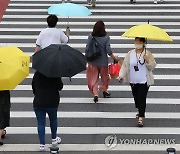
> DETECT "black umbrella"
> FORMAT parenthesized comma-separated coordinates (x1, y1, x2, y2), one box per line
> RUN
(32, 44, 87, 78)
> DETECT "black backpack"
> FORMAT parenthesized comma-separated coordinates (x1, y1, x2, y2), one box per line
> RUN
(85, 37, 102, 62)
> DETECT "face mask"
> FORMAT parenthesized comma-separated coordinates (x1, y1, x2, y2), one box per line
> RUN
(135, 44, 144, 49)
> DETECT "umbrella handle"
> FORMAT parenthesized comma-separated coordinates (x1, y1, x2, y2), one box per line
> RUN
(67, 16, 69, 28)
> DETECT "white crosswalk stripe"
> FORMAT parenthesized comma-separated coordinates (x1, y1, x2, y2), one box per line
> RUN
(0, 144, 179, 152)
(13, 85, 180, 92)
(11, 97, 180, 104)
(1, 0, 180, 153)
(4, 127, 180, 134)
(9, 112, 180, 119)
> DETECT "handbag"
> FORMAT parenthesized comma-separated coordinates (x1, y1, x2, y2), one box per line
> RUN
(109, 60, 121, 79)
(85, 36, 102, 61)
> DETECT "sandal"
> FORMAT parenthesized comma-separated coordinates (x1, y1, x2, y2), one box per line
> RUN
(136, 113, 139, 119)
(138, 118, 144, 127)
(93, 96, 98, 103)
(1, 130, 6, 139)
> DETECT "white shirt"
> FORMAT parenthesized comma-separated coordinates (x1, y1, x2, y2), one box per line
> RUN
(36, 28, 68, 49)
(129, 50, 147, 84)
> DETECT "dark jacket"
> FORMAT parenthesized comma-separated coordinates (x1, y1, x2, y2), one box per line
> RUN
(32, 71, 63, 108)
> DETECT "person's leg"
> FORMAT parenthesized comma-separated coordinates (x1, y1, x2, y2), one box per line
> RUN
(92, 0, 96, 7)
(46, 108, 58, 140)
(0, 129, 4, 145)
(138, 83, 149, 118)
(34, 108, 46, 145)
(0, 129, 6, 139)
(0, 129, 3, 137)
(154, 0, 158, 4)
(99, 66, 110, 96)
(47, 108, 61, 146)
(130, 84, 139, 110)
(86, 64, 99, 96)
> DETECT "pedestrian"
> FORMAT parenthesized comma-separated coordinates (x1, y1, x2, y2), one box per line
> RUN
(119, 37, 157, 127)
(85, 20, 118, 103)
(0, 90, 11, 146)
(32, 71, 64, 151)
(130, 0, 164, 4)
(154, 0, 164, 4)
(35, 15, 70, 52)
(87, 0, 96, 7)
(62, 0, 71, 3)
(130, 0, 136, 4)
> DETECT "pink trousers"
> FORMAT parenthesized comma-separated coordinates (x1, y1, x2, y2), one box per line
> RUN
(86, 64, 110, 96)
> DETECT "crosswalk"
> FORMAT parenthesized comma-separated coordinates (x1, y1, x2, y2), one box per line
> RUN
(0, 0, 180, 153)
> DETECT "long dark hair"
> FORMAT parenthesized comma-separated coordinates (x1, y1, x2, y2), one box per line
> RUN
(92, 20, 107, 37)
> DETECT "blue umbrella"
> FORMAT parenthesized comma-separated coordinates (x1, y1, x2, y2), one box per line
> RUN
(48, 3, 92, 26)
(48, 3, 92, 17)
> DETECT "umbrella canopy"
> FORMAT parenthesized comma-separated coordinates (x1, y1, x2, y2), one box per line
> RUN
(32, 44, 87, 78)
(48, 3, 92, 17)
(0, 46, 30, 90)
(122, 24, 173, 42)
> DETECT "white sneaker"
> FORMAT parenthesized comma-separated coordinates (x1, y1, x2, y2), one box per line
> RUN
(39, 144, 46, 152)
(52, 137, 62, 147)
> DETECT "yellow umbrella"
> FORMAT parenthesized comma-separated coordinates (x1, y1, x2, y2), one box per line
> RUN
(122, 24, 173, 42)
(0, 46, 30, 90)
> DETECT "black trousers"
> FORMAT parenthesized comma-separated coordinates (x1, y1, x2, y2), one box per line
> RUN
(130, 83, 149, 118)
(0, 91, 10, 129)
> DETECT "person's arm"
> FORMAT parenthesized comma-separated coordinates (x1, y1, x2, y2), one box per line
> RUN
(35, 32, 42, 52)
(57, 78, 64, 91)
(119, 52, 130, 80)
(32, 76, 36, 95)
(85, 35, 92, 56)
(110, 54, 118, 61)
(60, 28, 70, 44)
(66, 27, 70, 38)
(119, 60, 126, 80)
(34, 45, 41, 53)
(144, 51, 157, 71)
(106, 36, 118, 61)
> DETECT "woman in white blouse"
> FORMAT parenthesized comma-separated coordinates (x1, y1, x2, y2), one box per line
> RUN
(119, 37, 157, 127)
